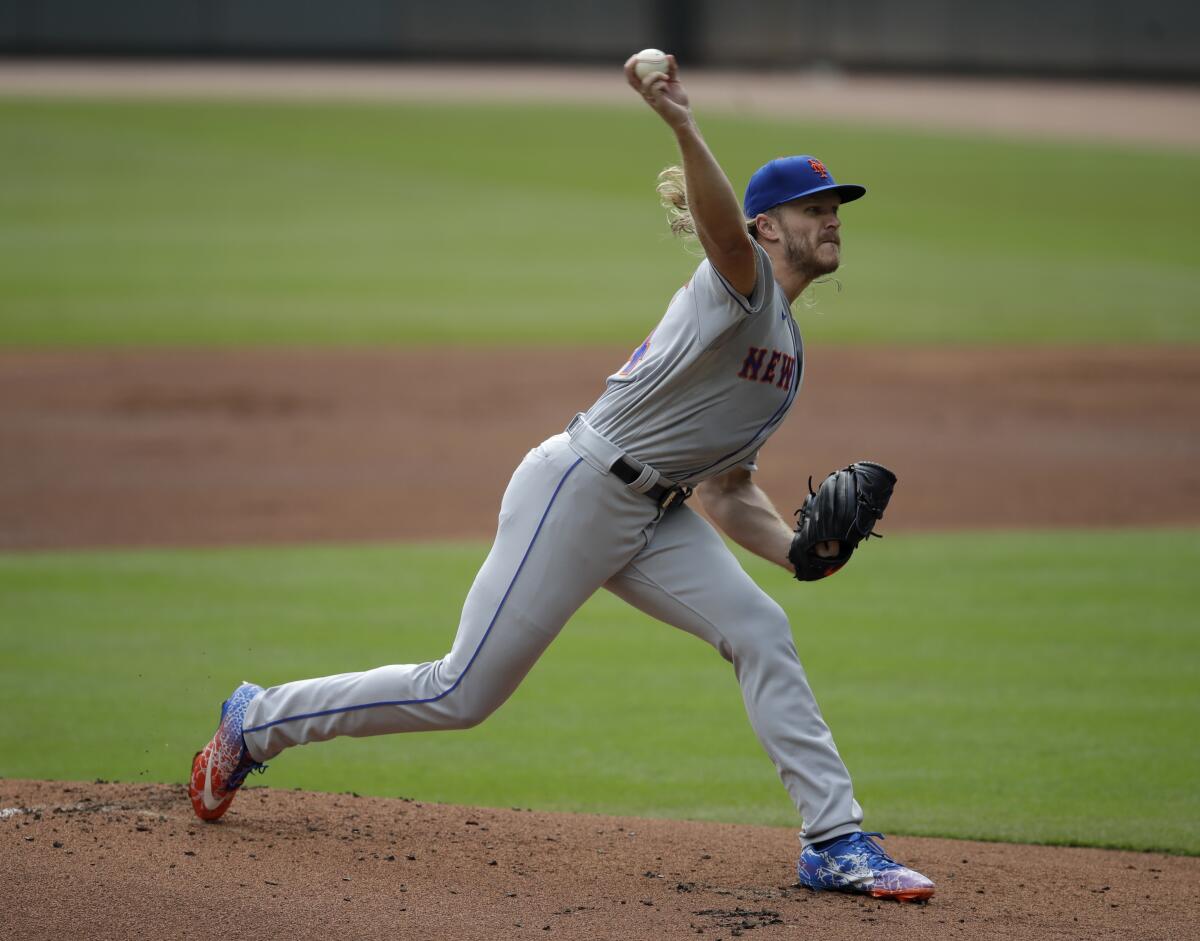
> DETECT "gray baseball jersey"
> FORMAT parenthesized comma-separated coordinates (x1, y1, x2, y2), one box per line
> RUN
(586, 240, 802, 485)
(241, 241, 863, 846)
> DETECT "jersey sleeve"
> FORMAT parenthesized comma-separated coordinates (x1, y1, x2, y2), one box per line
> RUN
(691, 240, 775, 347)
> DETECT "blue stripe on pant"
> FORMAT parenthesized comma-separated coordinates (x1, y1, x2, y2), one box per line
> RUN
(241, 437, 660, 762)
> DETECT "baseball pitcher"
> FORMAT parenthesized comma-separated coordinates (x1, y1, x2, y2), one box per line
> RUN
(188, 54, 934, 903)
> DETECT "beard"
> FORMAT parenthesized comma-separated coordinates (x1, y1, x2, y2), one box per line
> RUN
(783, 229, 841, 279)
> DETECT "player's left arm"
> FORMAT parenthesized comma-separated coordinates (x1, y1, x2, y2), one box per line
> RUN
(699, 468, 839, 575)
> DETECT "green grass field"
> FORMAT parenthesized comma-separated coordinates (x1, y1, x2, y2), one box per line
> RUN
(2, 97, 1198, 347)
(2, 95, 1197, 858)
(3, 532, 1197, 854)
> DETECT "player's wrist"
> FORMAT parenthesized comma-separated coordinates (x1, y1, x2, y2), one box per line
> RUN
(669, 111, 700, 136)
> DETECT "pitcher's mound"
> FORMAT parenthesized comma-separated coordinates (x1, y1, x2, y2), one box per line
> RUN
(3, 779, 1196, 940)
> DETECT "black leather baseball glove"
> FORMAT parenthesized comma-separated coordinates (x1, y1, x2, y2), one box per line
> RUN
(788, 461, 897, 581)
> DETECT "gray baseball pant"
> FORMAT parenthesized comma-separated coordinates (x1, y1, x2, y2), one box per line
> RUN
(241, 432, 863, 845)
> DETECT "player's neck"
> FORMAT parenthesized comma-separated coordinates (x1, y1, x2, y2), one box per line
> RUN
(768, 256, 812, 305)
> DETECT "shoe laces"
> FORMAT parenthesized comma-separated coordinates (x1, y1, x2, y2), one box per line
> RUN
(227, 752, 267, 790)
(844, 832, 903, 871)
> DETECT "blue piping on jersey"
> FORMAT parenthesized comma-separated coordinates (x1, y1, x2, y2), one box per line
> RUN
(242, 457, 585, 735)
(682, 304, 801, 480)
(716, 270, 756, 314)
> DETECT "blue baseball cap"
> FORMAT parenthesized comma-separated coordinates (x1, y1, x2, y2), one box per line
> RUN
(743, 155, 866, 218)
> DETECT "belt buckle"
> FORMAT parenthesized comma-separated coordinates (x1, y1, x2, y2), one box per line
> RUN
(659, 485, 692, 510)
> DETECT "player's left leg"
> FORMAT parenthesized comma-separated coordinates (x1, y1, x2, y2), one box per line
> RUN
(605, 503, 933, 900)
(605, 502, 861, 845)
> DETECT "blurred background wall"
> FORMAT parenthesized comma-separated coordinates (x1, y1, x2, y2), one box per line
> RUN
(1, 0, 1196, 81)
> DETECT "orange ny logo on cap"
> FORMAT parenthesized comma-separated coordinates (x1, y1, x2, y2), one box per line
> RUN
(808, 158, 829, 180)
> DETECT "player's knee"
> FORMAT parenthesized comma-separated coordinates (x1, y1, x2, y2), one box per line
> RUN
(456, 708, 489, 730)
(448, 696, 498, 730)
(746, 593, 790, 634)
(728, 596, 794, 664)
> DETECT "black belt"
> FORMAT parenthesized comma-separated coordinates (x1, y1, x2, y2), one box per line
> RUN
(610, 457, 693, 509)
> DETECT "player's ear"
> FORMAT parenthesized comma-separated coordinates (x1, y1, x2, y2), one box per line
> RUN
(753, 213, 778, 242)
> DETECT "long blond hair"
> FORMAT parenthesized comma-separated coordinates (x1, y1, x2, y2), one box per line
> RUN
(655, 165, 696, 240)
(657, 165, 762, 244)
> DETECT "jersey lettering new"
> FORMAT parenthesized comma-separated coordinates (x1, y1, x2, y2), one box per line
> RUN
(584, 241, 803, 484)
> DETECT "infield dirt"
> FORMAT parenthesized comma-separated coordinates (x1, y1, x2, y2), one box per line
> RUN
(3, 345, 1198, 550)
(5, 779, 1199, 941)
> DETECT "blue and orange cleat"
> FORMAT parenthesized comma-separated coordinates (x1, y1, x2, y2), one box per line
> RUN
(797, 831, 935, 902)
(188, 682, 266, 822)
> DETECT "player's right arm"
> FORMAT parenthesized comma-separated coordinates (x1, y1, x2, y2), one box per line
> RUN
(625, 54, 757, 298)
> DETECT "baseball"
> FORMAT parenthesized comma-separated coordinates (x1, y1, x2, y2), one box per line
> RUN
(634, 48, 670, 80)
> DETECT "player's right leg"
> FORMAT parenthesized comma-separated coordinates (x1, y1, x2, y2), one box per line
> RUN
(191, 434, 659, 814)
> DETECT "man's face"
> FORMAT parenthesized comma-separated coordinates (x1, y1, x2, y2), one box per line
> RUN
(775, 194, 843, 278)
